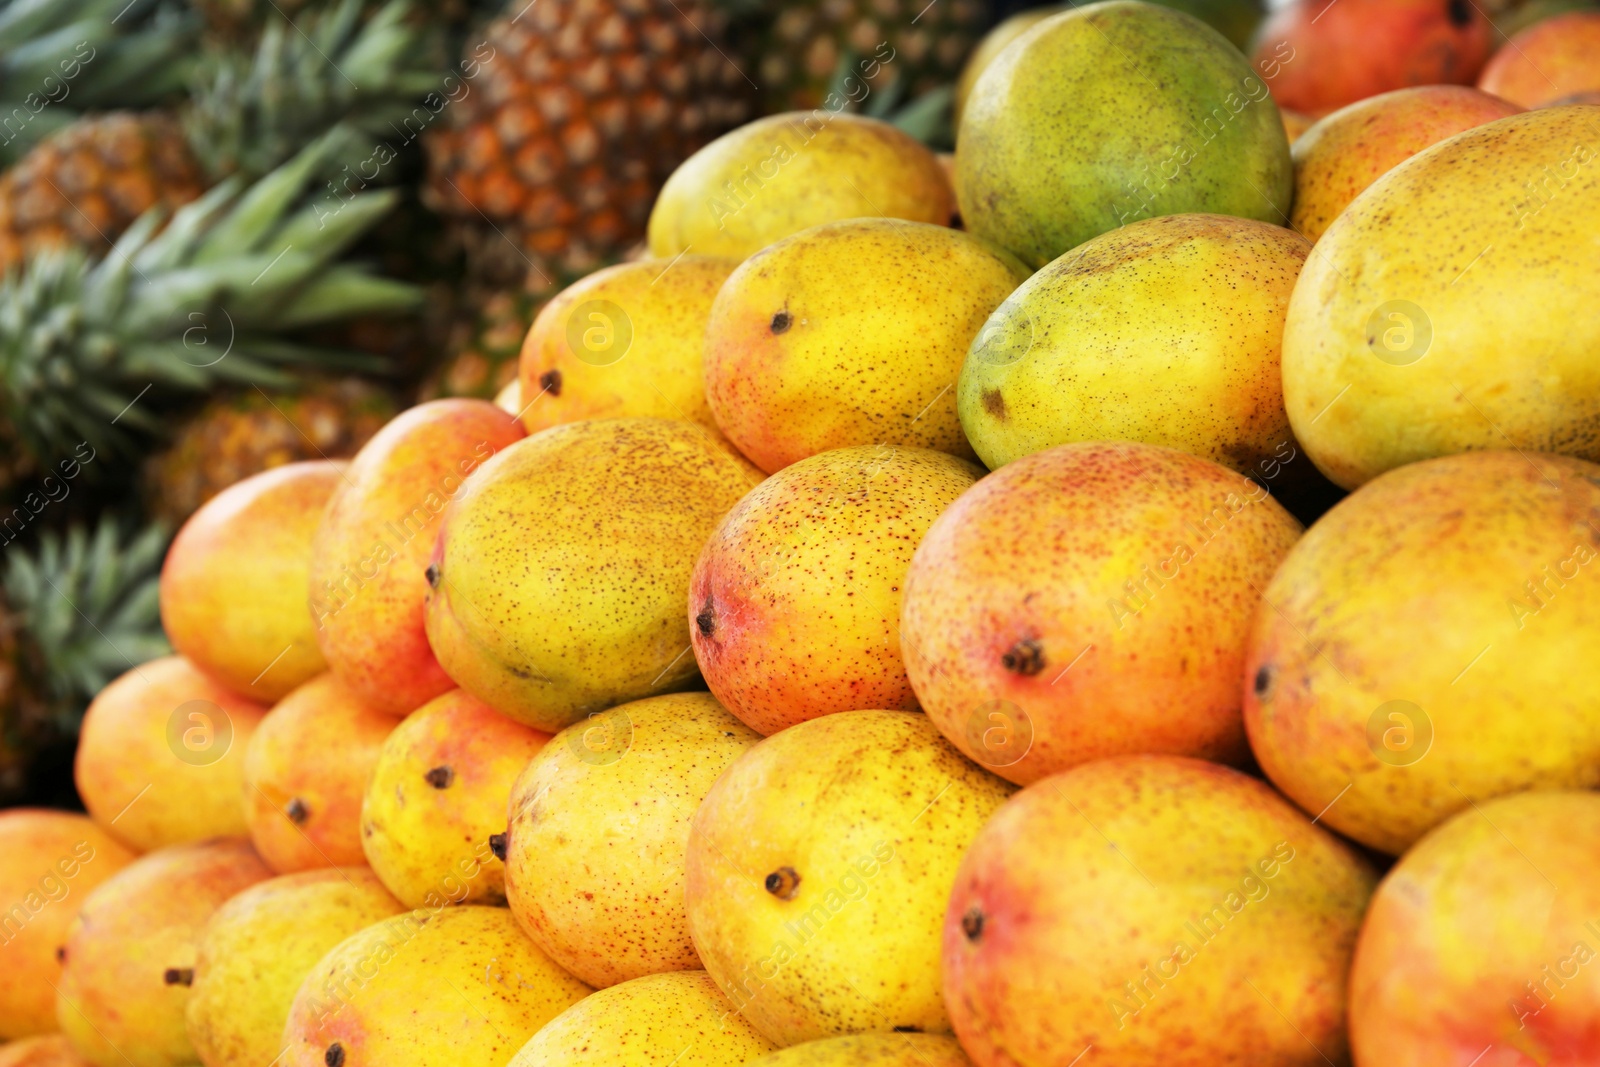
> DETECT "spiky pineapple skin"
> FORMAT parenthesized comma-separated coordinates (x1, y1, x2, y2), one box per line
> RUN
(142, 379, 397, 527)
(0, 113, 205, 277)
(752, 0, 987, 113)
(423, 0, 753, 283)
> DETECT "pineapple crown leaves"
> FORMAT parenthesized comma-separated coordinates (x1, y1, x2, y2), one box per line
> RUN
(0, 0, 199, 163)
(0, 128, 421, 469)
(2, 517, 169, 719)
(185, 0, 449, 182)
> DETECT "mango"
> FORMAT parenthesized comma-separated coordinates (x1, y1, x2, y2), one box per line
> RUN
(280, 906, 591, 1067)
(184, 868, 403, 1067)
(361, 689, 550, 908)
(517, 258, 738, 439)
(704, 219, 1026, 473)
(902, 442, 1301, 786)
(1349, 791, 1600, 1065)
(944, 757, 1376, 1067)
(1253, 0, 1493, 116)
(957, 214, 1309, 484)
(685, 710, 1014, 1045)
(1478, 11, 1600, 106)
(1245, 451, 1600, 855)
(0, 812, 137, 1040)
(1280, 107, 1315, 142)
(1291, 86, 1521, 243)
(506, 971, 774, 1067)
(310, 399, 524, 716)
(74, 656, 267, 853)
(1282, 106, 1600, 489)
(504, 692, 760, 988)
(54, 839, 271, 1067)
(243, 674, 397, 872)
(690, 446, 982, 733)
(161, 461, 341, 702)
(957, 1, 1291, 269)
(647, 113, 954, 261)
(751, 1033, 973, 1067)
(0, 1035, 95, 1067)
(424, 418, 761, 732)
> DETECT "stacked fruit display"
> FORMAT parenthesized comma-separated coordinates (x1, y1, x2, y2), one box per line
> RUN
(4, 0, 1600, 1065)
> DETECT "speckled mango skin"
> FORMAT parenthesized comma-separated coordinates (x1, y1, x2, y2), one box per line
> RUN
(704, 219, 1027, 474)
(185, 868, 403, 1067)
(503, 692, 760, 988)
(161, 461, 342, 702)
(751, 1032, 973, 1067)
(0, 1035, 95, 1067)
(1244, 451, 1600, 855)
(689, 446, 983, 735)
(310, 399, 525, 717)
(361, 689, 549, 909)
(943, 757, 1377, 1067)
(243, 674, 397, 873)
(507, 971, 775, 1067)
(55, 839, 272, 1067)
(280, 906, 591, 1067)
(647, 113, 955, 261)
(1478, 12, 1600, 107)
(424, 419, 761, 732)
(902, 442, 1301, 787)
(1291, 86, 1522, 244)
(1349, 791, 1600, 1066)
(684, 710, 1015, 1046)
(1282, 105, 1600, 490)
(75, 656, 267, 853)
(956, 1, 1291, 270)
(0, 811, 137, 1040)
(957, 214, 1308, 478)
(517, 258, 739, 438)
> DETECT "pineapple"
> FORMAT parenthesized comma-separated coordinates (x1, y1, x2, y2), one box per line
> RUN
(740, 0, 988, 116)
(191, 0, 492, 46)
(141, 378, 398, 527)
(422, 0, 754, 286)
(0, 0, 443, 276)
(0, 0, 198, 165)
(0, 133, 419, 498)
(0, 520, 168, 805)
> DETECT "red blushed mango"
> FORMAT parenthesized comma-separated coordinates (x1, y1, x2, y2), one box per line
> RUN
(75, 656, 268, 853)
(54, 838, 272, 1067)
(161, 461, 343, 703)
(1350, 792, 1600, 1066)
(1479, 11, 1600, 106)
(1254, 0, 1494, 116)
(361, 689, 550, 908)
(243, 674, 397, 873)
(0, 1035, 96, 1066)
(943, 757, 1376, 1067)
(900, 442, 1302, 786)
(689, 446, 982, 735)
(0, 812, 138, 1040)
(1291, 86, 1522, 242)
(310, 400, 523, 716)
